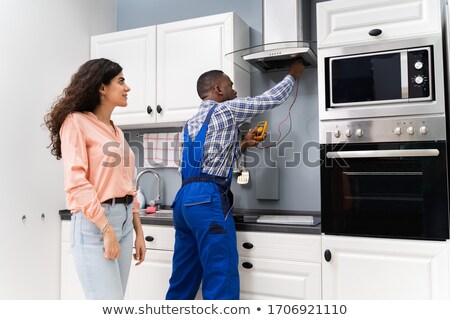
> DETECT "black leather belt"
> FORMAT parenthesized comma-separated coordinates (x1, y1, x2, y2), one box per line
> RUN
(182, 175, 228, 187)
(102, 195, 133, 205)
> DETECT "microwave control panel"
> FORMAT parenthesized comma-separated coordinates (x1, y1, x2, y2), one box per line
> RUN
(408, 48, 431, 99)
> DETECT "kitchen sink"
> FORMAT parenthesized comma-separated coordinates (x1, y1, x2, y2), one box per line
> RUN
(139, 208, 173, 218)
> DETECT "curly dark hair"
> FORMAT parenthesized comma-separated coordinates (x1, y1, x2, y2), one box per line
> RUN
(44, 58, 122, 159)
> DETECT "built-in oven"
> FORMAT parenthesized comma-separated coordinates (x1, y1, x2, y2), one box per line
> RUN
(317, 33, 449, 241)
(321, 141, 449, 241)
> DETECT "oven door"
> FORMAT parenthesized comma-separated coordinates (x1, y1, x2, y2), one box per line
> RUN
(321, 141, 449, 240)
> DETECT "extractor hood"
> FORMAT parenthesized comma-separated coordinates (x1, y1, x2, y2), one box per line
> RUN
(229, 0, 317, 72)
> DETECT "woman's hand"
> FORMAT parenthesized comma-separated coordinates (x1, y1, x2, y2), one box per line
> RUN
(102, 226, 121, 260)
(132, 213, 146, 266)
(133, 233, 146, 266)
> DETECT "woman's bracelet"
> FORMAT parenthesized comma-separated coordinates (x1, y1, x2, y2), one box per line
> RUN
(101, 220, 111, 236)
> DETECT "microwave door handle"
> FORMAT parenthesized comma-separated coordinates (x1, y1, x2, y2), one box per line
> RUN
(400, 51, 408, 99)
(326, 149, 440, 158)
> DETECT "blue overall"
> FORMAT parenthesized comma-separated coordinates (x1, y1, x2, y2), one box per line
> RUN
(166, 105, 239, 300)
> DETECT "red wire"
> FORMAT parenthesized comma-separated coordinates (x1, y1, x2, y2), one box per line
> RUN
(275, 79, 299, 143)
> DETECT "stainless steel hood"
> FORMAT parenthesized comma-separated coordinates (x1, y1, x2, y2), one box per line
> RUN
(230, 0, 317, 72)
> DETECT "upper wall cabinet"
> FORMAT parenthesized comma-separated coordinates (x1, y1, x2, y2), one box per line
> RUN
(91, 12, 250, 129)
(91, 26, 157, 128)
(317, 0, 441, 49)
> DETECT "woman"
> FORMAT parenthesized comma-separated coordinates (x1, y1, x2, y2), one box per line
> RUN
(44, 58, 146, 299)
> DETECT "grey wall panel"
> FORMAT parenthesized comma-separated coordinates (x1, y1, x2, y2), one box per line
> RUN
(118, 0, 321, 211)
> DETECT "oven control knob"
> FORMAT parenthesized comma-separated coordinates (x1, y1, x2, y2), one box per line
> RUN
(394, 127, 402, 135)
(345, 129, 352, 138)
(419, 126, 428, 134)
(414, 61, 423, 70)
(414, 76, 424, 84)
(407, 126, 415, 135)
(334, 129, 341, 138)
(355, 128, 364, 137)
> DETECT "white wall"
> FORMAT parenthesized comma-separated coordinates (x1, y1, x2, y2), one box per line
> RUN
(0, 0, 116, 299)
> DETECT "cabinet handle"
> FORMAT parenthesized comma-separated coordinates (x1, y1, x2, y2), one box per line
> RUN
(242, 262, 253, 269)
(242, 242, 254, 249)
(145, 236, 154, 242)
(324, 249, 332, 262)
(156, 105, 162, 113)
(147, 106, 153, 114)
(368, 28, 382, 36)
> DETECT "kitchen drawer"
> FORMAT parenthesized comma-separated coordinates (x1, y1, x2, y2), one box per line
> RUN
(237, 231, 321, 263)
(239, 256, 321, 300)
(317, 0, 441, 49)
(63, 220, 175, 250)
(141, 225, 175, 251)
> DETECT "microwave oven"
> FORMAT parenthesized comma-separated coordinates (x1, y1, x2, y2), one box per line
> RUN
(329, 46, 433, 107)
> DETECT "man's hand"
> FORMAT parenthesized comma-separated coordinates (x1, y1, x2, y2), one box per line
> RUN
(289, 60, 304, 80)
(240, 128, 260, 151)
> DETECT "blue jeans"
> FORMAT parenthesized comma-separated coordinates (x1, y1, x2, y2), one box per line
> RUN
(70, 203, 134, 299)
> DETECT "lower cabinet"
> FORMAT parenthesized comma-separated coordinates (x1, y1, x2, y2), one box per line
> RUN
(60, 221, 85, 299)
(322, 235, 450, 299)
(125, 224, 175, 299)
(125, 249, 173, 299)
(61, 221, 450, 300)
(61, 221, 322, 299)
(237, 231, 322, 300)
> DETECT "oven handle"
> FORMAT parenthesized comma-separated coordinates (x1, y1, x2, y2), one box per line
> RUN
(326, 149, 440, 158)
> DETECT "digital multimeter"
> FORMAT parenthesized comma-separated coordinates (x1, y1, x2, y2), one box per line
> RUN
(254, 121, 268, 141)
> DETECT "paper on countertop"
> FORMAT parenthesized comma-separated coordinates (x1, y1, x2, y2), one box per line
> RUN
(256, 215, 315, 225)
(143, 132, 181, 168)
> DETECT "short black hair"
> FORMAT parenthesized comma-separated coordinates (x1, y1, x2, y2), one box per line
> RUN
(196, 70, 225, 99)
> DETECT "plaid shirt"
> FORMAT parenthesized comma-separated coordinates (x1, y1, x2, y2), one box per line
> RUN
(183, 75, 295, 178)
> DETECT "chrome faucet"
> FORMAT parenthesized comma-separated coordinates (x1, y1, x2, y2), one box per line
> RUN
(136, 169, 161, 208)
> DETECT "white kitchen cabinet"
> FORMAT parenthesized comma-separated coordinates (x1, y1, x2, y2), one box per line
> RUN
(61, 219, 322, 300)
(125, 224, 175, 299)
(125, 249, 174, 299)
(60, 221, 175, 300)
(91, 12, 250, 129)
(237, 231, 322, 300)
(317, 0, 441, 49)
(60, 220, 85, 300)
(322, 235, 450, 299)
(125, 224, 205, 299)
(91, 26, 157, 128)
(128, 226, 322, 300)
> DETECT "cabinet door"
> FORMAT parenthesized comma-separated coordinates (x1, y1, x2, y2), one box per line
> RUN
(322, 235, 450, 299)
(91, 27, 157, 128)
(156, 13, 236, 123)
(60, 242, 85, 300)
(125, 249, 173, 300)
(317, 0, 441, 48)
(61, 221, 85, 299)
